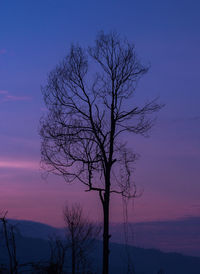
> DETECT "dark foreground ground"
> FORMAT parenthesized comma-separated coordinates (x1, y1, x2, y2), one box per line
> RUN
(0, 220, 200, 273)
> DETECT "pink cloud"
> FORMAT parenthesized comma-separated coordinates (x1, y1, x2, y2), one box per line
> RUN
(0, 49, 7, 55)
(0, 160, 38, 170)
(4, 95, 32, 101)
(0, 90, 8, 94)
(0, 90, 32, 102)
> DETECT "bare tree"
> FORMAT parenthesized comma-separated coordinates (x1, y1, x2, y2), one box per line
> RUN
(64, 203, 101, 274)
(0, 212, 18, 274)
(40, 31, 163, 274)
(47, 236, 67, 274)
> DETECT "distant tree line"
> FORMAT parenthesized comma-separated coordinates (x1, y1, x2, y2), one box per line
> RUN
(0, 209, 166, 274)
(0, 206, 101, 274)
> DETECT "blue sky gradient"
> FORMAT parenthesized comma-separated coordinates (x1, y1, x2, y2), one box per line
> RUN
(0, 0, 199, 227)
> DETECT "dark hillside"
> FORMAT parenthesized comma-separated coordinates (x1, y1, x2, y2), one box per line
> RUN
(0, 231, 200, 273)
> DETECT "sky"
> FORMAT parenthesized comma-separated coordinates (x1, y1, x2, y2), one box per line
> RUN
(0, 0, 199, 228)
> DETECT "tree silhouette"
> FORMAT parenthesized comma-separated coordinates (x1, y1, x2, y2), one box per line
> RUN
(40, 31, 163, 273)
(64, 203, 100, 273)
(0, 211, 18, 274)
(47, 236, 67, 274)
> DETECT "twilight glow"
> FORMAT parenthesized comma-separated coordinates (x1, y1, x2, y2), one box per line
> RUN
(0, 0, 199, 233)
(0, 160, 37, 169)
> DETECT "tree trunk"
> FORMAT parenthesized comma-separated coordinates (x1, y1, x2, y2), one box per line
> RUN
(72, 230, 75, 274)
(2, 219, 13, 274)
(102, 186, 110, 274)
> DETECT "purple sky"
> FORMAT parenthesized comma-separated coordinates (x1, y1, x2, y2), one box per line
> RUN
(0, 0, 199, 227)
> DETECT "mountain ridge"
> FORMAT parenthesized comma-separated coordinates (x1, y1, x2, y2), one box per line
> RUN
(5, 217, 200, 257)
